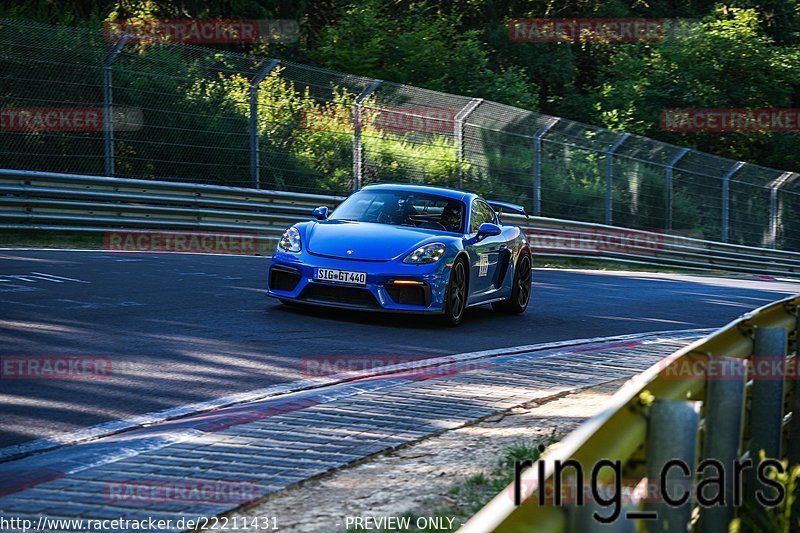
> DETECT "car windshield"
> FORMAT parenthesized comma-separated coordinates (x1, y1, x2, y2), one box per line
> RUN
(329, 190, 465, 233)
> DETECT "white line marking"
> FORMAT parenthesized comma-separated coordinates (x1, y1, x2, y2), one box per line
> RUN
(0, 275, 36, 282)
(29, 272, 89, 283)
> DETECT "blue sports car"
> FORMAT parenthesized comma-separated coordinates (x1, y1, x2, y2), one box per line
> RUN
(267, 183, 532, 325)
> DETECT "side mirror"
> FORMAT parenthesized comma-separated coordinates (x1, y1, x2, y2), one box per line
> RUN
(477, 222, 502, 238)
(312, 206, 329, 220)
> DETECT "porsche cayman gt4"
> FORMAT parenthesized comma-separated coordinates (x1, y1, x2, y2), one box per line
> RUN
(267, 183, 532, 325)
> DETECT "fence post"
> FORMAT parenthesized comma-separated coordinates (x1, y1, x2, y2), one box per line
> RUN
(768, 172, 798, 249)
(454, 98, 483, 189)
(698, 358, 746, 533)
(746, 326, 787, 501)
(533, 118, 558, 217)
(644, 399, 699, 533)
(249, 59, 281, 189)
(352, 79, 382, 191)
(605, 133, 630, 226)
(664, 148, 689, 231)
(721, 161, 745, 243)
(102, 34, 129, 177)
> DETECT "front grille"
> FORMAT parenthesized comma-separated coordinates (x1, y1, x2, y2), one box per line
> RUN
(269, 266, 301, 292)
(300, 283, 378, 308)
(385, 284, 429, 307)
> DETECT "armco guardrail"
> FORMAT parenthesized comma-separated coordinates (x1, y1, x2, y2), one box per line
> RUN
(512, 215, 800, 277)
(461, 294, 800, 533)
(0, 168, 343, 242)
(2, 168, 800, 277)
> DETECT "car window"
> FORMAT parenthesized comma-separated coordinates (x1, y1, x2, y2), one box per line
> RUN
(469, 200, 496, 233)
(330, 190, 464, 232)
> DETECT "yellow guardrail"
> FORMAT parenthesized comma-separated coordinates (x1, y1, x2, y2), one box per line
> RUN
(461, 294, 800, 533)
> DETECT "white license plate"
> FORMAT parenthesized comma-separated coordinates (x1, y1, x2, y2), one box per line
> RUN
(315, 268, 367, 286)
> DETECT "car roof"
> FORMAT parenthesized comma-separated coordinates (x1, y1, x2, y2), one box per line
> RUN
(360, 183, 475, 203)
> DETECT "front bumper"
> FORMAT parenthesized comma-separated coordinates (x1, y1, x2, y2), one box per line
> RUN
(266, 250, 450, 314)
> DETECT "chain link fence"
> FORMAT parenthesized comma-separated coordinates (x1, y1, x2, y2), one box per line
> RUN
(2, 18, 799, 249)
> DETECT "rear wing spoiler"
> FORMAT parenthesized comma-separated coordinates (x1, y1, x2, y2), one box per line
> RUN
(487, 201, 528, 218)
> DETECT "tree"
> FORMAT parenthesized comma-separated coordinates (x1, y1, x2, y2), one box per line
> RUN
(312, 0, 539, 109)
(595, 8, 800, 168)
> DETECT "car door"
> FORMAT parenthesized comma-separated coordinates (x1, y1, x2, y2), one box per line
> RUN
(466, 199, 505, 298)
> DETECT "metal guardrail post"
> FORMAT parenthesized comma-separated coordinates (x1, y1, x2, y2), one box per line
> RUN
(249, 59, 281, 189)
(605, 133, 630, 226)
(102, 34, 129, 177)
(352, 80, 382, 192)
(644, 399, 699, 533)
(721, 161, 745, 243)
(568, 502, 635, 533)
(768, 172, 798, 249)
(533, 118, 559, 217)
(664, 148, 689, 231)
(454, 99, 483, 189)
(747, 327, 787, 502)
(789, 310, 800, 468)
(697, 358, 746, 533)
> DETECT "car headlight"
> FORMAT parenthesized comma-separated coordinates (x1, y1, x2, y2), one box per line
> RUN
(403, 243, 446, 264)
(278, 227, 302, 252)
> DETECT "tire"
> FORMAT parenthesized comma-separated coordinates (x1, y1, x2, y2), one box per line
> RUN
(492, 252, 531, 314)
(441, 257, 468, 326)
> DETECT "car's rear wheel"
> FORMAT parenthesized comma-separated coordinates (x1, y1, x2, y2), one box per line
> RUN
(492, 252, 531, 314)
(441, 258, 467, 326)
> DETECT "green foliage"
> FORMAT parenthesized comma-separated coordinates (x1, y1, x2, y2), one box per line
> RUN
(312, 0, 539, 110)
(596, 8, 800, 168)
(5, 0, 799, 174)
(732, 459, 800, 533)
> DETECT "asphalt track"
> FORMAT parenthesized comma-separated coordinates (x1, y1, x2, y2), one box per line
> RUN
(1, 249, 798, 449)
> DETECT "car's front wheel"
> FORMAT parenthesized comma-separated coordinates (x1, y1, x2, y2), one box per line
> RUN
(441, 258, 467, 326)
(492, 252, 531, 314)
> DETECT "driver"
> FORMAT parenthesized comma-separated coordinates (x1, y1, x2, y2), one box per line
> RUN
(377, 197, 402, 224)
(440, 203, 463, 232)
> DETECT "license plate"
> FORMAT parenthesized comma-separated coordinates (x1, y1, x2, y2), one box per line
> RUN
(315, 268, 367, 286)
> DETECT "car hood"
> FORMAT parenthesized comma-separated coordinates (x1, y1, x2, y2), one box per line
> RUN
(306, 221, 447, 261)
